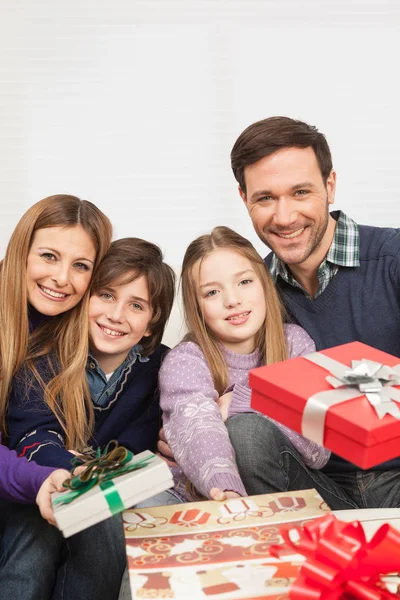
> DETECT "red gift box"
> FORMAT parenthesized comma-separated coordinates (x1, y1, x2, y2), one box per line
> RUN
(250, 341, 400, 469)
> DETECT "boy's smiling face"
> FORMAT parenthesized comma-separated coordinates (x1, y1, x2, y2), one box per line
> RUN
(88, 273, 152, 373)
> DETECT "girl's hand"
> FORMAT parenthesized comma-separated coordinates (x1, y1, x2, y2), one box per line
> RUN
(156, 427, 177, 467)
(36, 469, 70, 526)
(217, 391, 233, 422)
(210, 487, 241, 501)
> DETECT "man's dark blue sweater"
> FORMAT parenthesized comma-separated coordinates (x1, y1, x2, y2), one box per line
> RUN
(265, 223, 400, 471)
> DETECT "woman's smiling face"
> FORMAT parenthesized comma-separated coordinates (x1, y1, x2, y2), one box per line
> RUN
(26, 225, 96, 316)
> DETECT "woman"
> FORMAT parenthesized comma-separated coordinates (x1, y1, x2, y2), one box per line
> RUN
(0, 195, 126, 600)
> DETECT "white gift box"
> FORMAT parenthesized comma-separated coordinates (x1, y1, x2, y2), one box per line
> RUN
(52, 450, 174, 538)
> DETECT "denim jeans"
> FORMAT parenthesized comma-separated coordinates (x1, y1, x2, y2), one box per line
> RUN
(227, 413, 400, 511)
(0, 501, 126, 600)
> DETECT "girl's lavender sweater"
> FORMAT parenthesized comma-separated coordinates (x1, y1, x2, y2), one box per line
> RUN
(0, 435, 55, 503)
(160, 324, 331, 499)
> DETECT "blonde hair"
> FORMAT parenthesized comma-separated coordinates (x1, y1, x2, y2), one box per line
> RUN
(0, 194, 112, 449)
(181, 226, 287, 395)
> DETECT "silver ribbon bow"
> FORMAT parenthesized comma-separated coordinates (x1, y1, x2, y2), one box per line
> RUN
(301, 353, 400, 446)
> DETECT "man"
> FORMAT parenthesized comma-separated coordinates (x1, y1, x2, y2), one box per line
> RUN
(226, 116, 400, 510)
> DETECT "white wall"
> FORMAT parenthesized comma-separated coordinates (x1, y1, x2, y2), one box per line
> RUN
(1, 1, 399, 346)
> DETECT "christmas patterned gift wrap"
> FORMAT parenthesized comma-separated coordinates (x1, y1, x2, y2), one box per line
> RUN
(250, 341, 400, 469)
(53, 444, 174, 538)
(123, 488, 330, 599)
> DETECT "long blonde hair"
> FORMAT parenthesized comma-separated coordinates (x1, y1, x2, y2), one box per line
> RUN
(0, 194, 112, 449)
(181, 226, 287, 395)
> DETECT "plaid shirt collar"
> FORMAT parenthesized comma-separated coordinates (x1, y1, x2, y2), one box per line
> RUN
(269, 210, 360, 294)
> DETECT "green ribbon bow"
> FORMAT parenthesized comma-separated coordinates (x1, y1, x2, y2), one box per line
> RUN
(53, 440, 154, 515)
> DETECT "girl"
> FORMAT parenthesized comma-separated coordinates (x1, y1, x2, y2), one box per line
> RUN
(0, 195, 126, 600)
(160, 226, 330, 501)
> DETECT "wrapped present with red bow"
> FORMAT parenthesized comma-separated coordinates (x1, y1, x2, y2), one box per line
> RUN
(270, 513, 400, 599)
(250, 341, 400, 468)
(52, 441, 173, 538)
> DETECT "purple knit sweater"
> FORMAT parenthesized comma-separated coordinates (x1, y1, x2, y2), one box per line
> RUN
(160, 324, 331, 500)
(0, 435, 55, 503)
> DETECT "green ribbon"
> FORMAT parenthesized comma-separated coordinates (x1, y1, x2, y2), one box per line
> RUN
(53, 440, 154, 514)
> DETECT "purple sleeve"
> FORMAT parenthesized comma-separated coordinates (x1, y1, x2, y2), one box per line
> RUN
(228, 325, 331, 470)
(160, 342, 247, 498)
(0, 442, 55, 504)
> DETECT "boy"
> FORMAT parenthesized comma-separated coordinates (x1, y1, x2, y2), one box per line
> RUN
(86, 237, 175, 456)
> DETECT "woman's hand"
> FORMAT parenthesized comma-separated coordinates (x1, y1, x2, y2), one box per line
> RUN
(217, 391, 233, 422)
(36, 469, 70, 526)
(210, 487, 241, 501)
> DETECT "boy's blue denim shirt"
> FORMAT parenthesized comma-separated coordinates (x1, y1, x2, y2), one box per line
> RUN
(87, 344, 149, 407)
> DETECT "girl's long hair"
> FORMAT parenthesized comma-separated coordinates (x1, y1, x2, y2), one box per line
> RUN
(0, 194, 112, 449)
(181, 226, 287, 395)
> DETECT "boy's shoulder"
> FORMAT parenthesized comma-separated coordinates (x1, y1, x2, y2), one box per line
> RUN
(140, 343, 170, 367)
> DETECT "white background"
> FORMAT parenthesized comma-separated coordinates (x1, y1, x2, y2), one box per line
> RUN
(1, 0, 399, 344)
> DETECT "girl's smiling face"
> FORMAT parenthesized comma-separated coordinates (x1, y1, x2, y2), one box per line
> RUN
(193, 247, 267, 354)
(26, 225, 96, 316)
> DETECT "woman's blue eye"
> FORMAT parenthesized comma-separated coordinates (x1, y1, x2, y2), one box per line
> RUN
(100, 293, 113, 301)
(74, 262, 90, 271)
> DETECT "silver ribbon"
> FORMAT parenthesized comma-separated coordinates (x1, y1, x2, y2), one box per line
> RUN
(301, 353, 400, 445)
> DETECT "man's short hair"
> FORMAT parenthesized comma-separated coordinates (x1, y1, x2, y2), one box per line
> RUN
(91, 238, 175, 355)
(231, 116, 333, 193)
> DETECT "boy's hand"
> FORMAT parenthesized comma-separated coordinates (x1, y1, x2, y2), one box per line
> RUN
(36, 469, 70, 526)
(157, 427, 177, 467)
(210, 487, 241, 501)
(217, 391, 233, 422)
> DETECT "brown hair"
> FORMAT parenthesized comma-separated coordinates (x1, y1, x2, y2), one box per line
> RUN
(181, 226, 287, 395)
(0, 194, 112, 449)
(231, 116, 333, 193)
(91, 237, 175, 355)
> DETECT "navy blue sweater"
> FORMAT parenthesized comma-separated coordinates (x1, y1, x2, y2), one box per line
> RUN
(6, 345, 168, 470)
(265, 223, 400, 471)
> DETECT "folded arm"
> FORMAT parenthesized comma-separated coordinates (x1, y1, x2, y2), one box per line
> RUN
(160, 342, 247, 498)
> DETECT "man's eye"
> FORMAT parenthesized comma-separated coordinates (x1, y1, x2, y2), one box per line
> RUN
(295, 190, 309, 196)
(257, 196, 272, 202)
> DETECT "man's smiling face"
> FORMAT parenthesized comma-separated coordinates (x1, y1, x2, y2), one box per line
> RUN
(240, 146, 336, 268)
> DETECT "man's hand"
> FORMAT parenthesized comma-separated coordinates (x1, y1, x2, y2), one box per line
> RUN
(157, 427, 177, 467)
(210, 487, 241, 501)
(217, 391, 233, 422)
(36, 469, 70, 526)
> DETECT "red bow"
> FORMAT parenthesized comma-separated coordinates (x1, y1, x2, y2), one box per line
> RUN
(269, 514, 400, 599)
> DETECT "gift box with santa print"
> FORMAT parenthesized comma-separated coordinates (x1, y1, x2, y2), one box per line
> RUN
(250, 341, 400, 469)
(123, 488, 330, 600)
